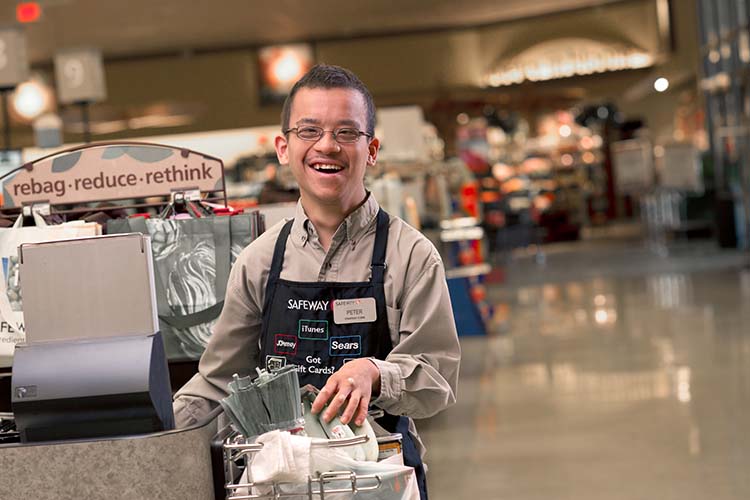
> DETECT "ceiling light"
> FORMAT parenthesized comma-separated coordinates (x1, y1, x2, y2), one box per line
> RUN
(272, 51, 302, 84)
(258, 44, 313, 97)
(12, 78, 52, 122)
(654, 77, 669, 92)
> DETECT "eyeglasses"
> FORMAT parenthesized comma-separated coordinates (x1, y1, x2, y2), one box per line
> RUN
(284, 125, 372, 144)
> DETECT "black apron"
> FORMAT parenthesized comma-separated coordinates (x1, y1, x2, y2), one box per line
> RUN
(259, 208, 429, 499)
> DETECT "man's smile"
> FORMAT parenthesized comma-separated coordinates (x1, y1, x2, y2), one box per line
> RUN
(308, 159, 346, 174)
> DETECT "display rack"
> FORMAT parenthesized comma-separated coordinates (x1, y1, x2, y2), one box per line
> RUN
(0, 141, 229, 216)
(221, 432, 386, 500)
(440, 217, 492, 336)
(698, 0, 750, 249)
(640, 190, 687, 255)
(0, 141, 263, 404)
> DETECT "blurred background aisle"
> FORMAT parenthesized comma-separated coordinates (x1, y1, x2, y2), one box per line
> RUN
(421, 232, 750, 500)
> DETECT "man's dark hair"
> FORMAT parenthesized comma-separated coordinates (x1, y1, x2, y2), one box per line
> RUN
(281, 64, 376, 136)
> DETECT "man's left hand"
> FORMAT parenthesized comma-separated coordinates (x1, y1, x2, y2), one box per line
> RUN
(311, 359, 380, 426)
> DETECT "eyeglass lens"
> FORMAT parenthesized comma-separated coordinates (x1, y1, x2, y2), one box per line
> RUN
(294, 126, 364, 143)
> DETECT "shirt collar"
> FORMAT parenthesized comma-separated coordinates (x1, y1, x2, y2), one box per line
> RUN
(291, 193, 380, 245)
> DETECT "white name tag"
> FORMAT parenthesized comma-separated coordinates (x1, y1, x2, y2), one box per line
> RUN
(333, 297, 377, 324)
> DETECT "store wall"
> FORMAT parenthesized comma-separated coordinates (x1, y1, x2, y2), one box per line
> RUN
(316, 30, 483, 95)
(610, 1, 702, 144)
(10, 0, 688, 150)
(477, 0, 661, 69)
(105, 52, 281, 132)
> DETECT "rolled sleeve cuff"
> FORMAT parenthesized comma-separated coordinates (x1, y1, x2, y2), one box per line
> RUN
(173, 394, 216, 429)
(369, 357, 402, 408)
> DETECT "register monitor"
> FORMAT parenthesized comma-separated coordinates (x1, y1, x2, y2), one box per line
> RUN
(10, 233, 173, 442)
(12, 332, 174, 442)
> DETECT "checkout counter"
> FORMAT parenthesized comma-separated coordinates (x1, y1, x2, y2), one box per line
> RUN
(0, 407, 221, 500)
(0, 234, 224, 499)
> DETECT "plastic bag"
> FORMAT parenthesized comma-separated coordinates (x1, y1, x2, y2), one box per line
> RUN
(0, 215, 101, 366)
(238, 430, 418, 499)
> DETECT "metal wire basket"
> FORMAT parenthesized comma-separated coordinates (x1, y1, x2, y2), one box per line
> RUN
(222, 431, 384, 500)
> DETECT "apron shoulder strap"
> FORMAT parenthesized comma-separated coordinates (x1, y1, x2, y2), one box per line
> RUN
(370, 209, 389, 284)
(268, 218, 294, 282)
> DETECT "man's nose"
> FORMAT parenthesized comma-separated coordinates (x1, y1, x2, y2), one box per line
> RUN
(313, 131, 341, 153)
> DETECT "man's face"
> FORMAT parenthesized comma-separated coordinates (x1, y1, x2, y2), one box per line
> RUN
(274, 87, 379, 211)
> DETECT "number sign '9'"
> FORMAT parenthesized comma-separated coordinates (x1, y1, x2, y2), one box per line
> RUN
(54, 49, 107, 104)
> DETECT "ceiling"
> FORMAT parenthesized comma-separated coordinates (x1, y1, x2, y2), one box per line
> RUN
(1, 0, 628, 63)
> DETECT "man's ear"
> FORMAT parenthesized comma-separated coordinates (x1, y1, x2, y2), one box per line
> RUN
(274, 135, 289, 164)
(367, 137, 380, 166)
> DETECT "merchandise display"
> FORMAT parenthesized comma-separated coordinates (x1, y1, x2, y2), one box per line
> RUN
(0, 142, 265, 362)
(699, 0, 750, 249)
(107, 209, 264, 360)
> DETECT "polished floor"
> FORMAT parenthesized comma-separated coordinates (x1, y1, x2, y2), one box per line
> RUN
(419, 234, 750, 500)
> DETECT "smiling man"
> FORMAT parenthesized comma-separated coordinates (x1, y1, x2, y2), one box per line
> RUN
(174, 64, 460, 499)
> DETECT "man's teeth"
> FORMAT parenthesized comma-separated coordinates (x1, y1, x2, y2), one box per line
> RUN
(312, 164, 344, 172)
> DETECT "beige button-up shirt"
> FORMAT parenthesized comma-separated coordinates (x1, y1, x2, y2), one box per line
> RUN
(174, 195, 460, 452)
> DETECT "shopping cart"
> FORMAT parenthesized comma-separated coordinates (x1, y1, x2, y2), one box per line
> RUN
(212, 425, 412, 500)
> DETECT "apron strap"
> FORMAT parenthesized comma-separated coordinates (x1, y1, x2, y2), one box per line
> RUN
(370, 209, 389, 284)
(268, 219, 294, 282)
(269, 209, 388, 283)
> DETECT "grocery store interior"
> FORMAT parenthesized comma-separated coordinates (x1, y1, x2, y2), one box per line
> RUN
(1, 1, 750, 499)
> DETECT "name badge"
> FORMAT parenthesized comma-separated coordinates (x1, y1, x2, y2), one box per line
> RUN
(333, 297, 377, 324)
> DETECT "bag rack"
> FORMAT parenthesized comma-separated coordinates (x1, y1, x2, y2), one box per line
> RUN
(0, 141, 229, 218)
(222, 431, 385, 500)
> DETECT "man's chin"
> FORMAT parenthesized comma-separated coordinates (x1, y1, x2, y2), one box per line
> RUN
(303, 189, 365, 209)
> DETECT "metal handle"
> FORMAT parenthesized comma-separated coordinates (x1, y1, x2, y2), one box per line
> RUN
(225, 435, 369, 453)
(226, 472, 382, 500)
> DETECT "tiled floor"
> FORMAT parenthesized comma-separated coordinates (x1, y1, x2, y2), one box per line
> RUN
(419, 237, 750, 499)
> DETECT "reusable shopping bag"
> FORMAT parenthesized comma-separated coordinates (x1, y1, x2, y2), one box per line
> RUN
(0, 215, 102, 367)
(107, 213, 258, 361)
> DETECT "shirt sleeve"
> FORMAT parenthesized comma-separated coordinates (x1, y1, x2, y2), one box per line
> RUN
(370, 249, 461, 419)
(173, 255, 264, 427)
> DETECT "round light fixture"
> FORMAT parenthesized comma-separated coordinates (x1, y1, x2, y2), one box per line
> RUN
(271, 50, 303, 84)
(11, 78, 53, 122)
(654, 77, 670, 92)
